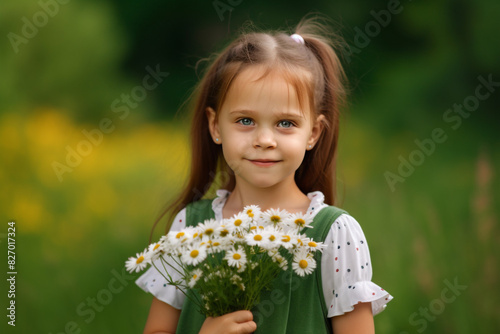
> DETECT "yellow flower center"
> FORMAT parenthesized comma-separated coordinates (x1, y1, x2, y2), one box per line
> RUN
(258, 225, 264, 229)
(234, 219, 242, 226)
(153, 244, 160, 250)
(250, 226, 257, 230)
(295, 218, 305, 226)
(299, 259, 308, 269)
(297, 238, 303, 246)
(205, 228, 214, 235)
(193, 232, 198, 238)
(308, 241, 317, 247)
(269, 235, 276, 241)
(136, 256, 144, 264)
(271, 215, 281, 223)
(190, 250, 199, 258)
(176, 232, 185, 239)
(282, 235, 291, 242)
(247, 209, 254, 217)
(193, 274, 198, 279)
(253, 235, 262, 241)
(220, 229, 229, 237)
(213, 242, 220, 246)
(233, 253, 241, 260)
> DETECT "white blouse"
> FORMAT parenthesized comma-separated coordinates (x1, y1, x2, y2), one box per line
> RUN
(136, 190, 393, 317)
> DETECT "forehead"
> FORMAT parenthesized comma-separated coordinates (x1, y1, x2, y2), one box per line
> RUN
(220, 65, 312, 116)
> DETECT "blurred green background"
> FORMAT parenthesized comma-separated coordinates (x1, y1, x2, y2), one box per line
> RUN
(1, 0, 499, 333)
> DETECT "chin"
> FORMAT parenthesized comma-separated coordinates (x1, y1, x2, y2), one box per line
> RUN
(247, 177, 287, 190)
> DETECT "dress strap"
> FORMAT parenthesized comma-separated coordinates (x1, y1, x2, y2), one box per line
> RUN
(304, 205, 348, 329)
(185, 199, 215, 227)
(307, 205, 348, 241)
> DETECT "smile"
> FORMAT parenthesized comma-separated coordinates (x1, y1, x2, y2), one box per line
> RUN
(247, 159, 281, 167)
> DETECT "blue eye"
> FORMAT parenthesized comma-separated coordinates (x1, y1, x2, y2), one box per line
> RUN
(278, 120, 294, 128)
(238, 118, 253, 126)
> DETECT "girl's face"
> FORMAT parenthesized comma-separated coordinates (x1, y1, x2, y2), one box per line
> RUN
(207, 66, 323, 191)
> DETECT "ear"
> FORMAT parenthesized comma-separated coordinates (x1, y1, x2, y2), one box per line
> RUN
(307, 114, 325, 150)
(206, 107, 221, 144)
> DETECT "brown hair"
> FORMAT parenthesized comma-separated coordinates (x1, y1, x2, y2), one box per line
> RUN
(152, 15, 347, 237)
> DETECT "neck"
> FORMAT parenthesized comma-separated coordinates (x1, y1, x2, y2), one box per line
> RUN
(224, 179, 310, 215)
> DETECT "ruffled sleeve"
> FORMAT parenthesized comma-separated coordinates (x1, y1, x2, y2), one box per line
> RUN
(135, 208, 187, 310)
(321, 213, 393, 317)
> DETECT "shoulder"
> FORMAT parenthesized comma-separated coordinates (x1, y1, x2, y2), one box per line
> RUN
(325, 212, 370, 248)
(310, 205, 368, 245)
(330, 213, 362, 230)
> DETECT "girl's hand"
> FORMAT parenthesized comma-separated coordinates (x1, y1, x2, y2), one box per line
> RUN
(199, 310, 257, 334)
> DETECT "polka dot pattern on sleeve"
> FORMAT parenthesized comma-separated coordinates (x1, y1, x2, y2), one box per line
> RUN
(320, 214, 393, 317)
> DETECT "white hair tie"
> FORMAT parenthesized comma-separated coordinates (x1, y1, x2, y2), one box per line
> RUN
(290, 33, 305, 45)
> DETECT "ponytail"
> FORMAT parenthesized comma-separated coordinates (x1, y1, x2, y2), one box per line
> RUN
(294, 16, 348, 205)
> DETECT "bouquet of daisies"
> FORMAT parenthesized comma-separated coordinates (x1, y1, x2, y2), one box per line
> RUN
(126, 205, 325, 317)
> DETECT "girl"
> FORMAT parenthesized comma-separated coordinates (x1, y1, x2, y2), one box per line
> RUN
(136, 16, 392, 334)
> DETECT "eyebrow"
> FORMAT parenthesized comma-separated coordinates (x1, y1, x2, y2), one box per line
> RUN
(229, 109, 304, 118)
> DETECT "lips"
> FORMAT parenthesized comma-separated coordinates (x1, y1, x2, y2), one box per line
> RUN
(247, 159, 281, 167)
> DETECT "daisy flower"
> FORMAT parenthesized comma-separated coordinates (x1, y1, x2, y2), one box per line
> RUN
(148, 242, 162, 252)
(288, 212, 313, 231)
(157, 235, 175, 255)
(188, 268, 203, 288)
(226, 212, 251, 230)
(181, 244, 207, 266)
(206, 238, 225, 254)
(292, 250, 316, 277)
(145, 242, 164, 262)
(125, 250, 148, 273)
(261, 227, 283, 250)
(237, 263, 247, 273)
(216, 224, 232, 238)
(245, 229, 266, 246)
(280, 233, 295, 249)
(305, 239, 327, 253)
(225, 246, 247, 268)
(243, 205, 261, 220)
(262, 208, 290, 228)
(249, 225, 266, 232)
(167, 228, 193, 246)
(197, 219, 220, 238)
(291, 233, 311, 251)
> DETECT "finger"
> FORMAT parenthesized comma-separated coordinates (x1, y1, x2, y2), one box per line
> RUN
(238, 320, 257, 334)
(231, 310, 253, 323)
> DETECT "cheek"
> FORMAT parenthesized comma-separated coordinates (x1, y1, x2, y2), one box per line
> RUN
(283, 135, 309, 149)
(282, 139, 307, 158)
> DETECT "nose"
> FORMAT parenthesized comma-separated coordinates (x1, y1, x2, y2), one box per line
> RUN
(253, 127, 276, 149)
